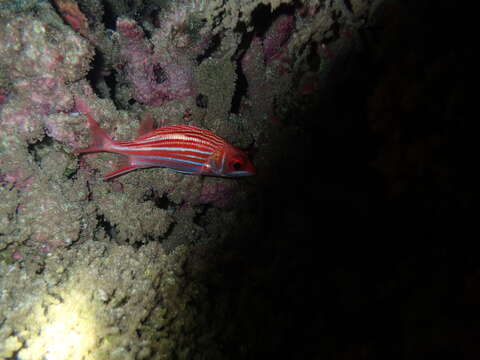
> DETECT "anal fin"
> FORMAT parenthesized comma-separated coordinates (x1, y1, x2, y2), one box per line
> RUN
(102, 155, 145, 181)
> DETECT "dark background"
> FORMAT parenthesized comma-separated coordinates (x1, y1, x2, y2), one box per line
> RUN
(206, 1, 479, 358)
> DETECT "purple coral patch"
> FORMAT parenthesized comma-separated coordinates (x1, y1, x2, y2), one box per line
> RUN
(197, 183, 237, 209)
(0, 87, 8, 106)
(117, 18, 196, 106)
(263, 15, 294, 64)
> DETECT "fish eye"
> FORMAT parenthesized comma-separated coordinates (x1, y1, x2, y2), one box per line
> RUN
(230, 158, 244, 171)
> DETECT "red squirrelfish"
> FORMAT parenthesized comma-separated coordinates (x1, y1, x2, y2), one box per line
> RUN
(74, 110, 256, 180)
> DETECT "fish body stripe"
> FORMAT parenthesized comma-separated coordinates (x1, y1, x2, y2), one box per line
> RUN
(134, 153, 210, 162)
(129, 138, 218, 152)
(133, 155, 206, 167)
(134, 125, 225, 147)
(75, 117, 255, 179)
(132, 158, 203, 174)
(112, 144, 216, 162)
(113, 145, 213, 156)
(115, 128, 225, 154)
(109, 125, 227, 173)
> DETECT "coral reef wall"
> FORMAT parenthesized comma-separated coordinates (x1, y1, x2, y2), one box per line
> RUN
(0, 0, 384, 359)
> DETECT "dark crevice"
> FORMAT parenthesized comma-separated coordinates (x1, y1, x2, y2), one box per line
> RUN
(273, 3, 296, 18)
(86, 52, 110, 99)
(251, 3, 295, 38)
(143, 189, 175, 210)
(65, 166, 79, 180)
(229, 21, 255, 114)
(102, 1, 116, 30)
(131, 240, 146, 249)
(27, 135, 53, 167)
(196, 93, 208, 108)
(196, 33, 222, 64)
(230, 61, 248, 114)
(250, 3, 272, 37)
(96, 214, 116, 240)
(153, 193, 172, 209)
(328, 12, 342, 42)
(343, 0, 353, 12)
(104, 71, 117, 99)
(232, 18, 248, 34)
(160, 220, 176, 242)
(153, 64, 168, 84)
(192, 204, 213, 229)
(233, 21, 255, 57)
(35, 264, 45, 274)
(85, 53, 101, 86)
(306, 42, 322, 71)
(134, 3, 163, 27)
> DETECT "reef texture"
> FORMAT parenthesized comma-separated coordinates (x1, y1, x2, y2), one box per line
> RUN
(0, 240, 224, 359)
(0, 0, 379, 358)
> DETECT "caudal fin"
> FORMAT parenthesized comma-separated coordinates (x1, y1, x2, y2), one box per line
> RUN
(73, 113, 113, 154)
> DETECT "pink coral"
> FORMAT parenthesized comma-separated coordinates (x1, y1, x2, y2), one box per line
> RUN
(0, 87, 8, 106)
(239, 14, 296, 128)
(52, 0, 91, 39)
(0, 168, 34, 191)
(0, 103, 46, 139)
(196, 183, 237, 209)
(263, 15, 295, 64)
(0, 14, 92, 142)
(241, 15, 295, 85)
(117, 17, 196, 106)
(44, 113, 83, 147)
(16, 77, 74, 113)
(11, 250, 23, 260)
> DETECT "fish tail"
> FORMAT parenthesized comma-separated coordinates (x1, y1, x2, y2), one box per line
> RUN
(73, 113, 114, 154)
